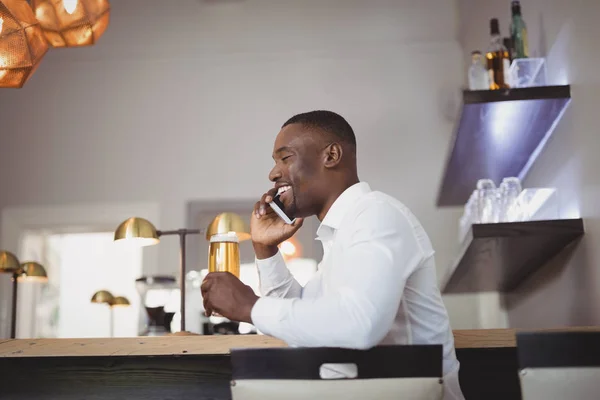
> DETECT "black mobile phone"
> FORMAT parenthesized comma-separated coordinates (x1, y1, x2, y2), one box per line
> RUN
(269, 193, 296, 224)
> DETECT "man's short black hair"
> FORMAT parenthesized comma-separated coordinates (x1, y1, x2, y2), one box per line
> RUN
(282, 110, 356, 147)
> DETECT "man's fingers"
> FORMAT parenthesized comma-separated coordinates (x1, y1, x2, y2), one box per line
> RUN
(253, 201, 261, 218)
(202, 290, 212, 316)
(200, 276, 212, 295)
(257, 188, 279, 217)
(201, 277, 212, 316)
(259, 193, 271, 215)
(255, 201, 276, 218)
(204, 305, 213, 317)
(266, 187, 278, 199)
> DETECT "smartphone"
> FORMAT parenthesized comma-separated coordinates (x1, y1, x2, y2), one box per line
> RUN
(268, 193, 296, 224)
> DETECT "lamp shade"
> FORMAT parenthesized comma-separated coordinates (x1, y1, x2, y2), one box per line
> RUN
(0, 250, 20, 273)
(18, 262, 48, 282)
(114, 217, 160, 246)
(206, 212, 251, 241)
(91, 290, 114, 304)
(0, 0, 49, 88)
(111, 296, 130, 307)
(31, 0, 110, 47)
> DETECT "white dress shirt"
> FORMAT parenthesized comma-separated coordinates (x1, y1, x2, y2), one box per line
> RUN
(251, 182, 465, 400)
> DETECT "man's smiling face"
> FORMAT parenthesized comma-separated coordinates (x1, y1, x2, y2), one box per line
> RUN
(268, 123, 327, 219)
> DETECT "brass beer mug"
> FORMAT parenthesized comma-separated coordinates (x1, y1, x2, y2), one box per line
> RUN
(208, 233, 240, 278)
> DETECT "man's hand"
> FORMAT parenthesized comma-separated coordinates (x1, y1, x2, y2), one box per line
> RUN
(201, 272, 259, 324)
(251, 188, 303, 259)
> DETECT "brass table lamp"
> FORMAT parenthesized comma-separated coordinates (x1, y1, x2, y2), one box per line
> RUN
(0, 252, 47, 338)
(114, 212, 250, 333)
(91, 290, 130, 337)
(112, 296, 130, 306)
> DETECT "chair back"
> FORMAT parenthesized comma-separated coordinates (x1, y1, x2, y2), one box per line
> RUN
(230, 344, 444, 400)
(517, 331, 600, 400)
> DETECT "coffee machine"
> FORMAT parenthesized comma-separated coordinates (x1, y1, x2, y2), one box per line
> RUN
(135, 275, 179, 336)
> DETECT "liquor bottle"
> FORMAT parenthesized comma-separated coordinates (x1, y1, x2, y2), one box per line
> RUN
(510, 1, 529, 58)
(468, 51, 490, 90)
(486, 18, 511, 90)
(503, 37, 514, 87)
(503, 37, 514, 62)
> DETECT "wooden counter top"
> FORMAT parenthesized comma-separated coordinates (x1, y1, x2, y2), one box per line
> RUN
(2, 326, 598, 358)
(0, 334, 286, 358)
(1, 327, 598, 400)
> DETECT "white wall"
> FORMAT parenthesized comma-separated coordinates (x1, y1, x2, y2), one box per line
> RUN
(458, 0, 600, 327)
(0, 0, 479, 328)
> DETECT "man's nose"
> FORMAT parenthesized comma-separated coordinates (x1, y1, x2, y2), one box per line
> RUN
(269, 165, 282, 182)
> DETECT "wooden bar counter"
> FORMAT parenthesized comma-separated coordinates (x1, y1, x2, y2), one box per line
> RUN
(0, 327, 597, 400)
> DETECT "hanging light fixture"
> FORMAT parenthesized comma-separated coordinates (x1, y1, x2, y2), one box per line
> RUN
(0, 0, 48, 88)
(31, 0, 110, 48)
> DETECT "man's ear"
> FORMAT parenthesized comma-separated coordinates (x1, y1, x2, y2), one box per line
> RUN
(323, 143, 343, 168)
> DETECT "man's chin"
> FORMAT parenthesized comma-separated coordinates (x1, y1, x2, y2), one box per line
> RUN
(291, 208, 312, 220)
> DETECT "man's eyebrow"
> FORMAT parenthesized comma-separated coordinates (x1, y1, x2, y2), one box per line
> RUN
(272, 146, 294, 158)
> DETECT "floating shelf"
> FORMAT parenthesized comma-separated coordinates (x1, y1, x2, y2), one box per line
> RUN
(441, 219, 584, 294)
(436, 85, 572, 207)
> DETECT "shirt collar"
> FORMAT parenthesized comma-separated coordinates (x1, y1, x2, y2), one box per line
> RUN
(316, 182, 372, 238)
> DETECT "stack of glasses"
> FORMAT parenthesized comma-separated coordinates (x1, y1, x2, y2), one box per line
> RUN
(458, 177, 558, 243)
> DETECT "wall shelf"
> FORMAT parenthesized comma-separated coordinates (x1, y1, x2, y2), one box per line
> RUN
(441, 219, 584, 294)
(436, 85, 571, 207)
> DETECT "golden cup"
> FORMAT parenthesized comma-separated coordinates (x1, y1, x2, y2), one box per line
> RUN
(208, 233, 240, 278)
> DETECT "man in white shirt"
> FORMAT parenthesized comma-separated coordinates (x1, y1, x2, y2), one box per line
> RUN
(201, 110, 465, 400)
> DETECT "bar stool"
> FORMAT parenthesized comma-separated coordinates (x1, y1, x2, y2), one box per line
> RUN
(230, 344, 444, 400)
(517, 331, 600, 400)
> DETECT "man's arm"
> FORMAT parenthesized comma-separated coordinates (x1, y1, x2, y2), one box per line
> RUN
(250, 203, 422, 349)
(255, 249, 303, 299)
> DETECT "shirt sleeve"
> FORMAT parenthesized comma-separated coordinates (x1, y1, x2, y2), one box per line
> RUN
(250, 202, 423, 349)
(255, 250, 303, 299)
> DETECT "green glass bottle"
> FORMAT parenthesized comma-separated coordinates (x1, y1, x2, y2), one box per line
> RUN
(510, 1, 529, 58)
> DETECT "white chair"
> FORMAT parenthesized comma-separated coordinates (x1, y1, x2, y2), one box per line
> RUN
(517, 331, 600, 400)
(230, 345, 444, 400)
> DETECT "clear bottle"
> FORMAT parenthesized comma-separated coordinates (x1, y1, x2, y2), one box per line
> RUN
(468, 51, 490, 90)
(486, 18, 511, 90)
(510, 1, 529, 59)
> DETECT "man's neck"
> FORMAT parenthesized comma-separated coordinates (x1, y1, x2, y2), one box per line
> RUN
(317, 176, 360, 221)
